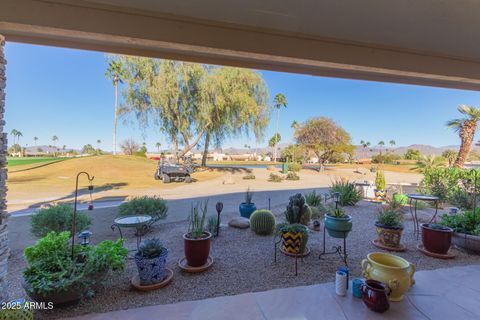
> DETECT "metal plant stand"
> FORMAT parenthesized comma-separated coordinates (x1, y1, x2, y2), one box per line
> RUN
(407, 194, 439, 239)
(319, 224, 348, 267)
(274, 235, 302, 276)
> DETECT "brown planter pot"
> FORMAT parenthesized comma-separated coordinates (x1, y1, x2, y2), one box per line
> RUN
(421, 224, 453, 254)
(23, 282, 83, 306)
(375, 223, 403, 248)
(361, 280, 390, 313)
(183, 232, 212, 267)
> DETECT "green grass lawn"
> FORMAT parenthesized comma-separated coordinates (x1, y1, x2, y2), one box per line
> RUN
(7, 157, 64, 167)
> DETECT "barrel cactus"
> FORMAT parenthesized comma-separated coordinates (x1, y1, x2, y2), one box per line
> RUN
(285, 193, 311, 225)
(250, 209, 276, 235)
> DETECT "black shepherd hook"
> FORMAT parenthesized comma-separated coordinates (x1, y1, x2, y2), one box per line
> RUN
(71, 171, 94, 259)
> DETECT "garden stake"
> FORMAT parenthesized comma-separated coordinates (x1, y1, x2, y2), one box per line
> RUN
(71, 171, 94, 259)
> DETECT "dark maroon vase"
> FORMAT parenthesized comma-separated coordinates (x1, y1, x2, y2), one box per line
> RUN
(421, 223, 453, 254)
(361, 280, 390, 313)
(183, 232, 212, 267)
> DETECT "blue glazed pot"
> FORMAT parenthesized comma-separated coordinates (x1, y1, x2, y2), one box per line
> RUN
(134, 249, 168, 285)
(325, 215, 352, 239)
(239, 203, 257, 219)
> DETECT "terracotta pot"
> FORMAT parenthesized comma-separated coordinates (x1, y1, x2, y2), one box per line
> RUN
(183, 232, 212, 267)
(421, 224, 453, 254)
(375, 223, 403, 248)
(361, 280, 390, 313)
(361, 252, 415, 301)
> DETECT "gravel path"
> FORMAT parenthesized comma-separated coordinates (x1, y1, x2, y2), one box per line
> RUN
(5, 201, 479, 319)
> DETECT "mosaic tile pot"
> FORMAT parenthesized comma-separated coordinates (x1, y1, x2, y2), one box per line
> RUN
(375, 223, 404, 248)
(134, 249, 168, 285)
(361, 252, 415, 302)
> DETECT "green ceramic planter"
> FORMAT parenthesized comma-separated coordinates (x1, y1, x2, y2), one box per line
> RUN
(325, 214, 352, 238)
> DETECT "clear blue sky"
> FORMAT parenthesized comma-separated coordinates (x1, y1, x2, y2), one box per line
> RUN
(5, 42, 480, 152)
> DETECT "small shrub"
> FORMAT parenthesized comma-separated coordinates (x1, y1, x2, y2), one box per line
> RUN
(269, 173, 284, 182)
(305, 190, 323, 207)
(118, 196, 168, 223)
(375, 170, 386, 190)
(440, 209, 480, 235)
(330, 179, 362, 206)
(288, 163, 302, 172)
(286, 172, 300, 181)
(207, 216, 219, 237)
(31, 204, 91, 237)
(243, 173, 256, 180)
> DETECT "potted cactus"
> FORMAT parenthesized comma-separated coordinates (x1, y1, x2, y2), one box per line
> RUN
(374, 169, 387, 201)
(183, 200, 212, 267)
(279, 193, 311, 254)
(134, 238, 168, 285)
(324, 206, 352, 239)
(250, 209, 276, 235)
(239, 188, 257, 218)
(375, 203, 404, 249)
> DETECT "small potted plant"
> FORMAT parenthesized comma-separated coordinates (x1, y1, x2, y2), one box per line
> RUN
(279, 193, 311, 254)
(375, 203, 404, 249)
(239, 188, 257, 218)
(421, 223, 453, 254)
(134, 238, 168, 285)
(183, 200, 212, 267)
(374, 169, 387, 201)
(324, 206, 352, 239)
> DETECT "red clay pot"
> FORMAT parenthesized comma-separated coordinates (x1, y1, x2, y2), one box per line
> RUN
(361, 280, 390, 313)
(421, 223, 453, 254)
(183, 232, 212, 267)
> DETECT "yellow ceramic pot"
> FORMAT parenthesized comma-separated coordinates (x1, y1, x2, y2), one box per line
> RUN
(361, 252, 415, 301)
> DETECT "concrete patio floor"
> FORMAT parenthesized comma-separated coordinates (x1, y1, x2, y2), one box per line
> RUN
(66, 264, 480, 320)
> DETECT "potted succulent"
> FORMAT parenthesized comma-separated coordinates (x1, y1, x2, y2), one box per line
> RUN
(134, 238, 168, 285)
(421, 223, 453, 254)
(374, 169, 387, 201)
(239, 188, 257, 219)
(183, 200, 212, 267)
(278, 193, 311, 254)
(324, 206, 352, 239)
(375, 203, 404, 249)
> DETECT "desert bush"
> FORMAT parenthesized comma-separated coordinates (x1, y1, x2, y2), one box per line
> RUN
(286, 172, 300, 181)
(330, 179, 362, 206)
(268, 173, 284, 182)
(118, 196, 168, 223)
(243, 173, 256, 180)
(372, 153, 401, 164)
(31, 204, 91, 237)
(288, 162, 302, 172)
(207, 216, 218, 237)
(304, 190, 326, 219)
(440, 209, 480, 235)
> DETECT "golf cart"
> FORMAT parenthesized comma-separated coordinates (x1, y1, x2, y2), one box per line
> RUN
(154, 156, 194, 183)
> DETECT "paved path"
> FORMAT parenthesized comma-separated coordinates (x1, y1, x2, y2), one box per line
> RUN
(65, 264, 480, 320)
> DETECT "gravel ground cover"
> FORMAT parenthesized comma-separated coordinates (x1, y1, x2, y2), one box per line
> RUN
(5, 201, 479, 319)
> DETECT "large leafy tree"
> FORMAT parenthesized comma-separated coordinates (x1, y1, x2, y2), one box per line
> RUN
(105, 58, 125, 155)
(447, 105, 480, 167)
(294, 117, 354, 167)
(200, 67, 270, 166)
(118, 56, 270, 163)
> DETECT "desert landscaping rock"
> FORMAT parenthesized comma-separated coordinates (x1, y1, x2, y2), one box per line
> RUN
(5, 201, 479, 319)
(228, 217, 250, 229)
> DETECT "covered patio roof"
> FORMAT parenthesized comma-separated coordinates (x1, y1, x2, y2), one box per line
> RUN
(1, 0, 480, 90)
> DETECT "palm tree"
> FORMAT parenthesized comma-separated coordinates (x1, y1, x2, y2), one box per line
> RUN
(378, 140, 385, 155)
(447, 105, 480, 167)
(96, 139, 101, 150)
(389, 139, 396, 152)
(52, 135, 58, 154)
(10, 129, 18, 145)
(155, 142, 161, 153)
(33, 136, 38, 146)
(442, 149, 457, 167)
(273, 93, 287, 162)
(16, 131, 23, 146)
(412, 155, 445, 173)
(105, 59, 125, 155)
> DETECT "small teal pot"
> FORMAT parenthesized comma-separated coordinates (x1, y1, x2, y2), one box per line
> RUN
(239, 203, 257, 219)
(134, 249, 168, 285)
(325, 215, 352, 239)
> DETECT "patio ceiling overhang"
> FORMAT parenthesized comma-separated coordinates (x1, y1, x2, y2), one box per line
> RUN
(1, 0, 480, 90)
